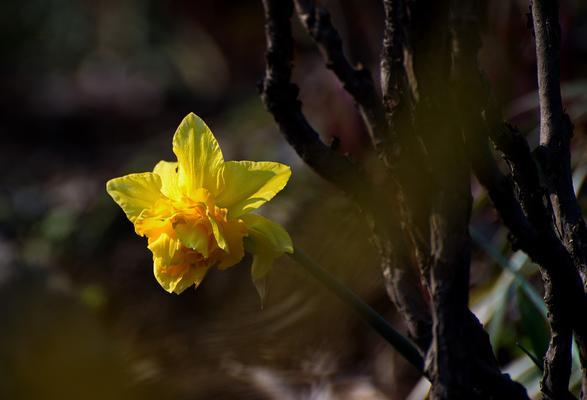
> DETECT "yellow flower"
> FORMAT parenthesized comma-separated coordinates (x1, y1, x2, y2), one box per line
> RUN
(106, 113, 293, 294)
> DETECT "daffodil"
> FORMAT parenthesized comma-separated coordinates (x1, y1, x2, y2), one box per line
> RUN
(106, 113, 293, 294)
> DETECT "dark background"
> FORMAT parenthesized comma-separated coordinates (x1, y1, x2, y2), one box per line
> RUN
(1, 1, 587, 399)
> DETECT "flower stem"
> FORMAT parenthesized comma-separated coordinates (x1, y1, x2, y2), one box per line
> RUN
(288, 248, 425, 373)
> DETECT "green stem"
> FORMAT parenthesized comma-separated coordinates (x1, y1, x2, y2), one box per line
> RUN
(288, 248, 425, 373)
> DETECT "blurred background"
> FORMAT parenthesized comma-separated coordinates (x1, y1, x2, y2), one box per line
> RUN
(1, 1, 587, 399)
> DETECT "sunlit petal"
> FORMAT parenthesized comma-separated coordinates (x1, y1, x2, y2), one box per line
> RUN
(153, 161, 181, 200)
(106, 173, 163, 223)
(154, 262, 209, 294)
(217, 161, 291, 218)
(242, 213, 293, 281)
(173, 113, 225, 197)
(170, 265, 209, 294)
(149, 233, 209, 294)
(148, 233, 181, 267)
(217, 219, 247, 269)
(207, 210, 227, 250)
(173, 218, 210, 257)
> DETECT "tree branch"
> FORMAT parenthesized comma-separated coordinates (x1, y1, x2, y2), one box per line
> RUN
(260, 0, 433, 361)
(531, 0, 587, 396)
(531, 0, 587, 288)
(260, 0, 369, 205)
(447, 2, 531, 398)
(293, 0, 389, 162)
(401, 2, 478, 398)
(477, 75, 580, 400)
(530, 0, 587, 282)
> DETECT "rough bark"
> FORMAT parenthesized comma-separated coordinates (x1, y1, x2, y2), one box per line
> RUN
(294, 0, 389, 162)
(260, 0, 433, 356)
(531, 1, 587, 397)
(259, 0, 587, 398)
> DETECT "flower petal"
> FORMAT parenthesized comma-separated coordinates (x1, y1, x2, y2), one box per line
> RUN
(173, 113, 225, 197)
(134, 199, 174, 238)
(250, 252, 274, 286)
(153, 161, 181, 200)
(241, 213, 293, 281)
(106, 173, 163, 223)
(173, 220, 210, 257)
(217, 219, 247, 269)
(252, 274, 269, 308)
(154, 262, 209, 294)
(148, 233, 181, 268)
(207, 211, 227, 251)
(173, 266, 209, 294)
(217, 161, 291, 218)
(149, 233, 208, 294)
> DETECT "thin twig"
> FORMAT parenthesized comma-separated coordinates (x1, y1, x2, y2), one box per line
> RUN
(293, 0, 389, 162)
(260, 0, 369, 205)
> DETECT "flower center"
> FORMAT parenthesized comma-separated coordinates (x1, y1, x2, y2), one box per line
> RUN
(138, 187, 247, 277)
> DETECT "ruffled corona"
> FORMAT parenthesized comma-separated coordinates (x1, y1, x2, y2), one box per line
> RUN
(107, 113, 292, 294)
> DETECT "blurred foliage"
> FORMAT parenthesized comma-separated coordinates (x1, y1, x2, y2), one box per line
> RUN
(1, 0, 587, 399)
